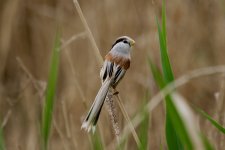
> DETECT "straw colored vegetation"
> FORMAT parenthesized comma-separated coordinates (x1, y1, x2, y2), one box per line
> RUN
(0, 0, 225, 149)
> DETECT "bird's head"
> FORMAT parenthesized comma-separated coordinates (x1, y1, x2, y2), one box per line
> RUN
(111, 36, 135, 55)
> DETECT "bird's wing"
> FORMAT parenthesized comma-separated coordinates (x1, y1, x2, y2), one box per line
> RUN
(112, 65, 126, 87)
(101, 53, 130, 87)
(100, 60, 114, 83)
(100, 61, 126, 87)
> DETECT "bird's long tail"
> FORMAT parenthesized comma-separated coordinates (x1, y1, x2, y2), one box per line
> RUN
(81, 79, 111, 132)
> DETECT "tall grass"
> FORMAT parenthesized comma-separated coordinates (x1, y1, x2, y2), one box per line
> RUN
(149, 0, 209, 149)
(147, 0, 225, 149)
(41, 30, 61, 150)
(155, 0, 191, 149)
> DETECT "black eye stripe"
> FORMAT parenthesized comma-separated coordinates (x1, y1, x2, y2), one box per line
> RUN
(115, 38, 126, 44)
(112, 38, 127, 48)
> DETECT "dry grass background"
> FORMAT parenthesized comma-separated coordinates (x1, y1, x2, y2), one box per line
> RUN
(1, 0, 225, 149)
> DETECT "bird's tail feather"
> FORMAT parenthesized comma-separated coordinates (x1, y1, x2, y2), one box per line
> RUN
(81, 79, 111, 133)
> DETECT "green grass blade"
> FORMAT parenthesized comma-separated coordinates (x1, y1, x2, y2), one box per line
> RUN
(138, 92, 150, 150)
(156, 2, 174, 83)
(41, 30, 61, 150)
(200, 134, 215, 150)
(0, 125, 5, 150)
(161, 0, 167, 46)
(148, 59, 195, 149)
(148, 58, 183, 149)
(196, 107, 225, 134)
(166, 97, 193, 149)
(156, 19, 174, 83)
(148, 58, 165, 89)
(165, 113, 183, 150)
(91, 132, 104, 150)
(156, 1, 184, 149)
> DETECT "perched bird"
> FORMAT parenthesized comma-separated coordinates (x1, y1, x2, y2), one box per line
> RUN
(81, 36, 135, 132)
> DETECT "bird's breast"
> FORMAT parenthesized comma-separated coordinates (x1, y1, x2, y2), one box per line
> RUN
(105, 53, 130, 70)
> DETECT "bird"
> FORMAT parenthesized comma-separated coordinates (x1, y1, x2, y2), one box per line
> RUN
(81, 36, 135, 133)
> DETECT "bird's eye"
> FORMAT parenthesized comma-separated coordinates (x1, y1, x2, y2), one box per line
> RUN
(123, 40, 128, 44)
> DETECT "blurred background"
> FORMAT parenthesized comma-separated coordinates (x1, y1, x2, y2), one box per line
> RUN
(1, 0, 225, 149)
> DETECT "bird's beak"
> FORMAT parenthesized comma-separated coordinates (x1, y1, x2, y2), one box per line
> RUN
(130, 39, 135, 46)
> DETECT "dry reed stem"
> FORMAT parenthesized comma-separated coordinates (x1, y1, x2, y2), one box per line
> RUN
(73, 0, 103, 65)
(5, 78, 31, 106)
(61, 32, 87, 50)
(17, 57, 47, 108)
(69, 114, 78, 149)
(16, 57, 45, 95)
(53, 119, 69, 150)
(61, 100, 71, 138)
(115, 94, 141, 146)
(111, 65, 225, 147)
